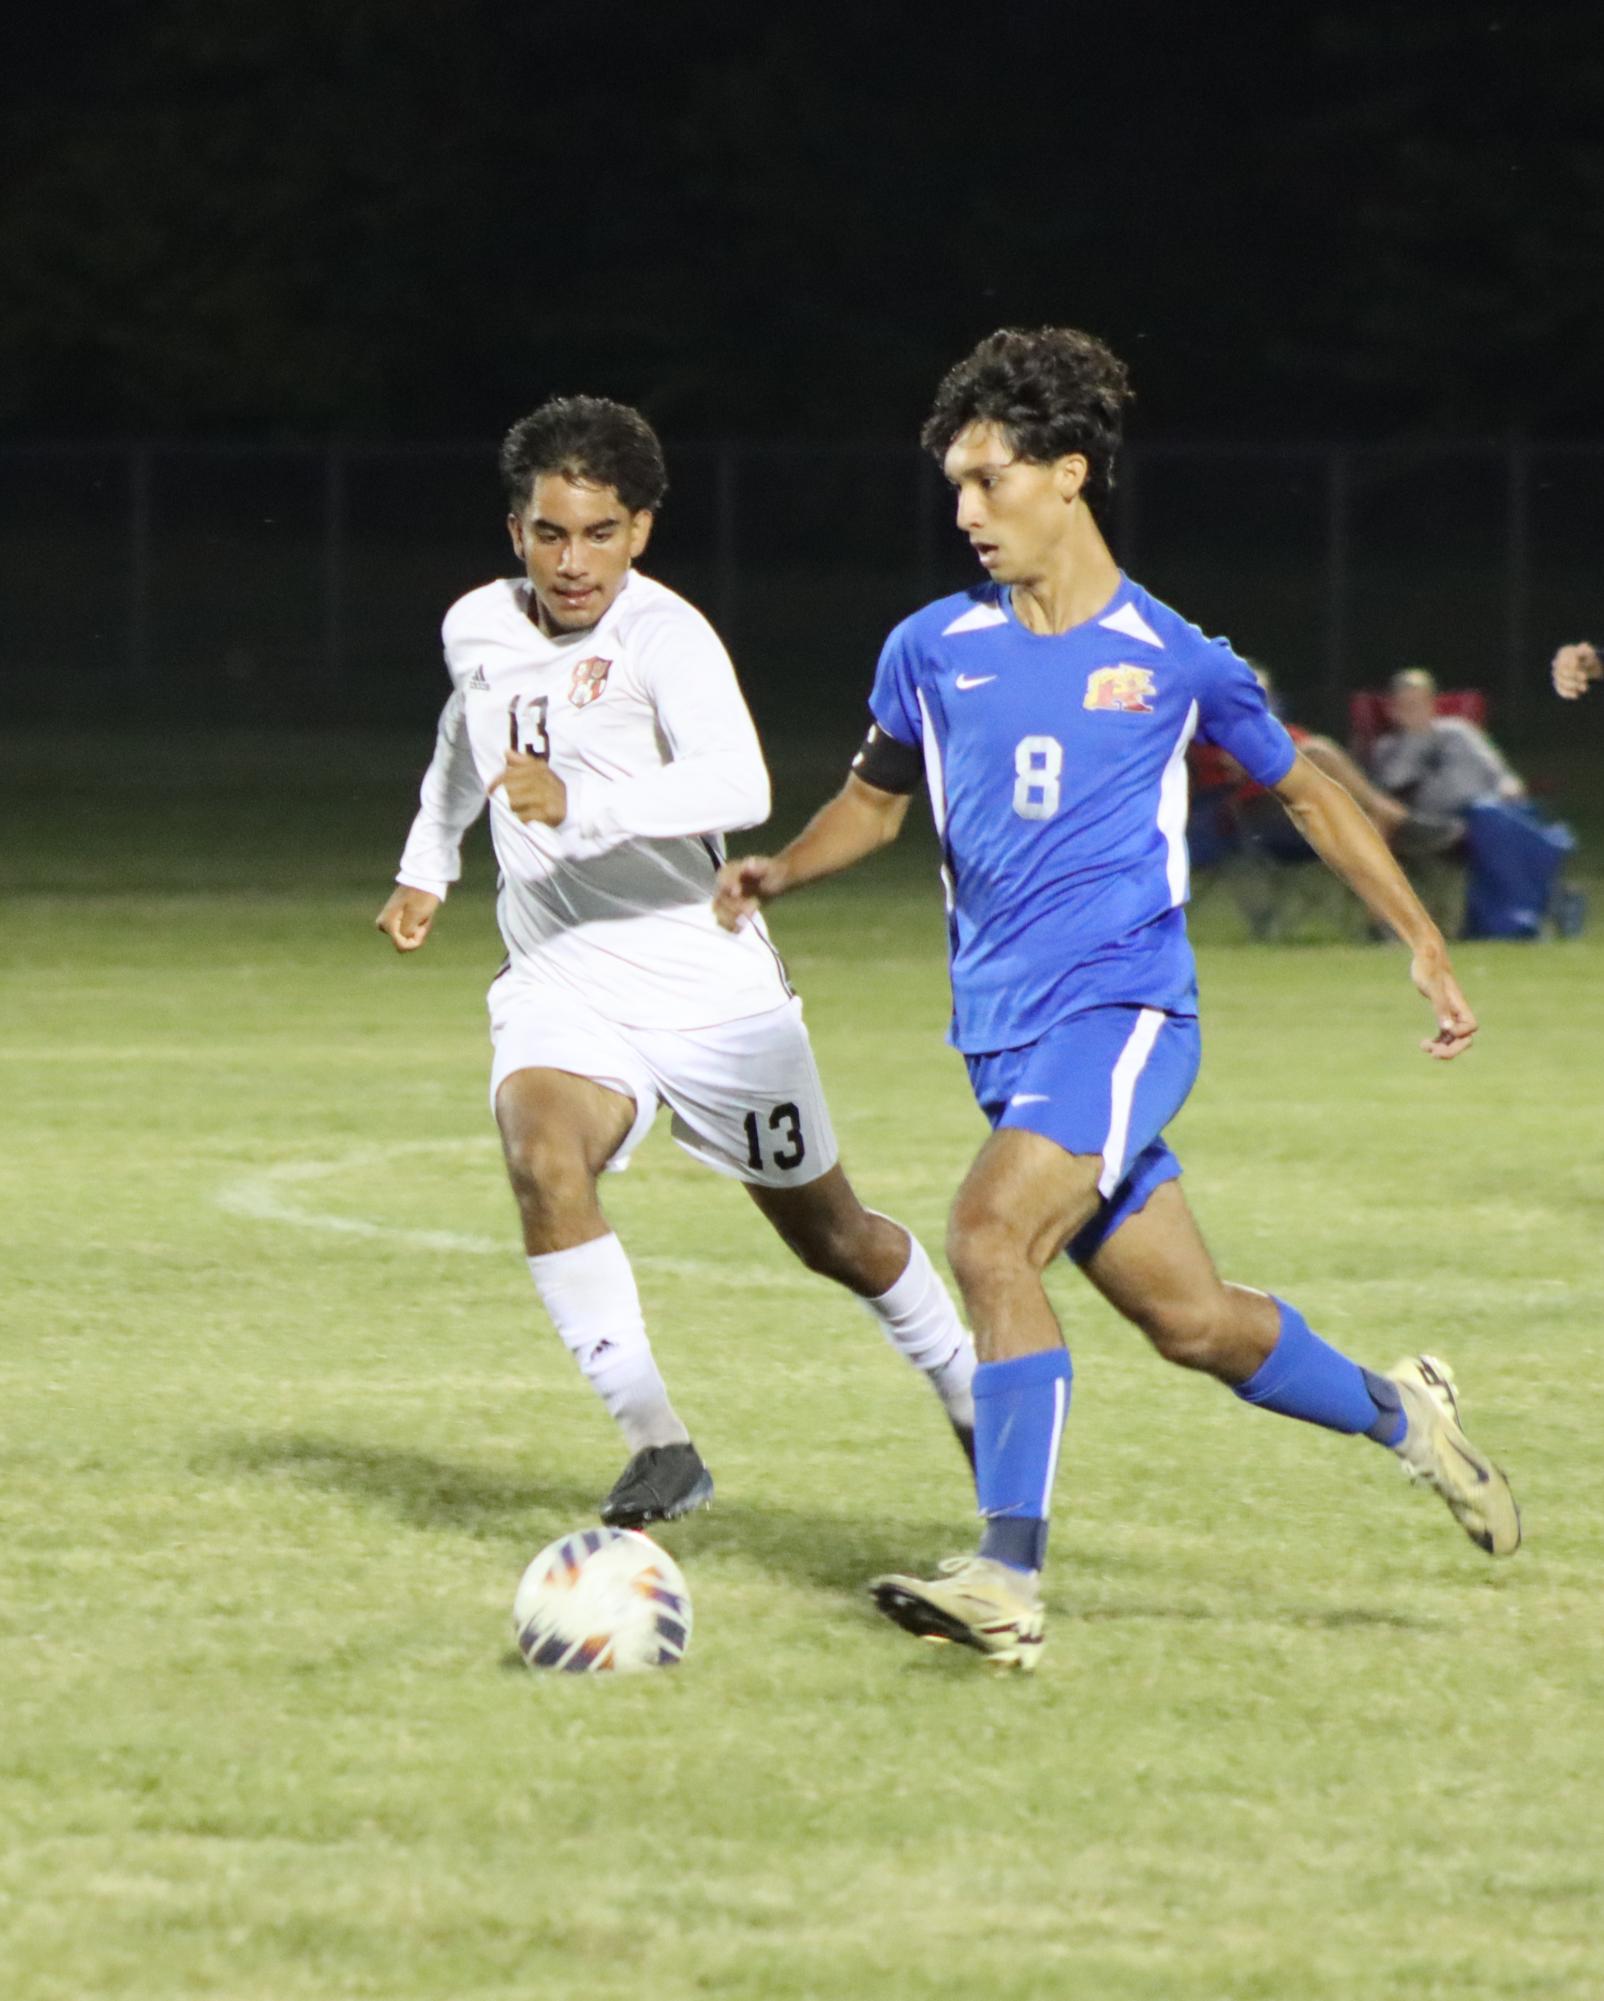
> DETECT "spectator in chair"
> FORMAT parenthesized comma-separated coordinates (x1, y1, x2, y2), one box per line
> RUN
(1370, 669, 1525, 837)
(1198, 665, 1433, 853)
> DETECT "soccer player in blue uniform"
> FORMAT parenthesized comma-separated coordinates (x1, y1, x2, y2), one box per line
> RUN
(715, 327, 1520, 1670)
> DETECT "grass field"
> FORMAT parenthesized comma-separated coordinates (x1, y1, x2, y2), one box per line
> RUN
(4, 734, 1603, 2000)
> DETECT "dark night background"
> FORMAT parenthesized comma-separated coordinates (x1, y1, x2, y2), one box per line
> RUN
(2, 1, 1602, 742)
(5, 1, 1603, 440)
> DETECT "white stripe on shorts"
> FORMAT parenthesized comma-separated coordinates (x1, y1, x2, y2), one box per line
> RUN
(1098, 1007, 1167, 1199)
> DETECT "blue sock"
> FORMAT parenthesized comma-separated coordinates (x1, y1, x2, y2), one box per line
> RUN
(974, 1348, 1072, 1573)
(1234, 1298, 1404, 1445)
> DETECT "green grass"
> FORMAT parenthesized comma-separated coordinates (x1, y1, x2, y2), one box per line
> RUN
(3, 735, 1602, 2000)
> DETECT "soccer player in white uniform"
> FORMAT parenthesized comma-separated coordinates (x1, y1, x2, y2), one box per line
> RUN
(375, 396, 976, 1527)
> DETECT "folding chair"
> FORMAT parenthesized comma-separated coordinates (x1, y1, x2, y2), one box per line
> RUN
(1186, 742, 1367, 941)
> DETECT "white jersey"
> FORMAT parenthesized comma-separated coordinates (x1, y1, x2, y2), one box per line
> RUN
(396, 570, 793, 1030)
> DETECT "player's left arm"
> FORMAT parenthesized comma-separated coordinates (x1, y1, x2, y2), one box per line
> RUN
(565, 622, 771, 843)
(1271, 752, 1477, 1060)
(489, 633, 770, 840)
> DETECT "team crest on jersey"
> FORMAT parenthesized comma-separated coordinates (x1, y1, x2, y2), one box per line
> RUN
(1083, 665, 1157, 713)
(568, 656, 613, 707)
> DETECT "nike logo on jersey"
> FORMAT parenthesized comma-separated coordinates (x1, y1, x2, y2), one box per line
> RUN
(955, 674, 998, 691)
(1009, 1092, 1051, 1106)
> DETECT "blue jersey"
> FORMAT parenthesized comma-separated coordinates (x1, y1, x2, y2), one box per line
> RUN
(868, 576, 1297, 1053)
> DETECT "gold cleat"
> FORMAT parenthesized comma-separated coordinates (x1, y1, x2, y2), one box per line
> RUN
(1387, 1354, 1521, 1557)
(870, 1555, 1045, 1670)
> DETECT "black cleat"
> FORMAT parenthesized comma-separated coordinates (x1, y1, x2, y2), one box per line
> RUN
(598, 1443, 714, 1528)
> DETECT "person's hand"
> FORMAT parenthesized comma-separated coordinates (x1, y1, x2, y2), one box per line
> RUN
(714, 854, 789, 931)
(1410, 945, 1478, 1061)
(1551, 641, 1601, 701)
(488, 749, 568, 825)
(375, 886, 442, 952)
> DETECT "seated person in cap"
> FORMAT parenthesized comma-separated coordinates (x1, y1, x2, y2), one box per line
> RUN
(1370, 668, 1524, 836)
(1191, 664, 1434, 858)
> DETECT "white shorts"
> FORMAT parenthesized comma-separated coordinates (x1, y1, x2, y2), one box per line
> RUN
(487, 979, 839, 1188)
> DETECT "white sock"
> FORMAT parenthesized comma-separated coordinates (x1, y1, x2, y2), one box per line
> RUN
(861, 1222, 976, 1429)
(526, 1233, 690, 1453)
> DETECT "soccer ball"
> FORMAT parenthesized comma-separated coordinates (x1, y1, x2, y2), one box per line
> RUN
(512, 1526, 693, 1674)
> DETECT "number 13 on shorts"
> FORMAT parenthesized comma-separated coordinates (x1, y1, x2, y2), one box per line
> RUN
(743, 1102, 805, 1173)
(655, 999, 837, 1188)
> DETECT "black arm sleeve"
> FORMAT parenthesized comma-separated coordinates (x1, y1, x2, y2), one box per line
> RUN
(850, 723, 923, 794)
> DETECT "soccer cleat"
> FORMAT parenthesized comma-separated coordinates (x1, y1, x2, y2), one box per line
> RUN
(598, 1442, 714, 1529)
(869, 1555, 1045, 1670)
(1387, 1354, 1521, 1557)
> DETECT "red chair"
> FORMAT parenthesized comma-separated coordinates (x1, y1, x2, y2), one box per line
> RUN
(1186, 730, 1365, 939)
(1349, 687, 1488, 758)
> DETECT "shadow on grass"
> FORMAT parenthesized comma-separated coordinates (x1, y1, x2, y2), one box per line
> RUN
(213, 1430, 973, 1601)
(216, 1430, 599, 1535)
(1076, 1600, 1442, 1632)
(213, 1432, 1437, 1630)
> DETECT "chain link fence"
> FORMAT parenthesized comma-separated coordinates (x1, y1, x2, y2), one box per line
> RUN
(4, 438, 1600, 746)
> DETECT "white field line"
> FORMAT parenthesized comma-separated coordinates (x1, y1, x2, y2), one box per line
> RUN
(215, 1139, 506, 1255)
(212, 1138, 819, 1288)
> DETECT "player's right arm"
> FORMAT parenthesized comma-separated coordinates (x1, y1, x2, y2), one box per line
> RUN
(714, 772, 912, 929)
(375, 884, 442, 952)
(376, 686, 487, 954)
(717, 621, 927, 928)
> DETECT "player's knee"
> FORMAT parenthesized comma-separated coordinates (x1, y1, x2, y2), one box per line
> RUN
(1139, 1294, 1231, 1372)
(945, 1201, 1031, 1293)
(775, 1212, 858, 1281)
(791, 1191, 905, 1285)
(502, 1131, 594, 1226)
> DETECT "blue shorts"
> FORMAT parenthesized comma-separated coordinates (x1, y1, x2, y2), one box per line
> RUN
(964, 1005, 1201, 1265)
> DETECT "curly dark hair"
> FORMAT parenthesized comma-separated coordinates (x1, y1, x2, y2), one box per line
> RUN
(920, 327, 1134, 510)
(499, 395, 668, 514)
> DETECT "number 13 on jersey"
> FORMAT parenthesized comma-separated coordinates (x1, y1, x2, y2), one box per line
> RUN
(509, 695, 551, 758)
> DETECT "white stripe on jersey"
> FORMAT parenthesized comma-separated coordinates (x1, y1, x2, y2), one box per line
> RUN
(1098, 1006, 1166, 1198)
(1159, 698, 1200, 904)
(915, 687, 958, 916)
(1098, 600, 1167, 649)
(941, 600, 1009, 637)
